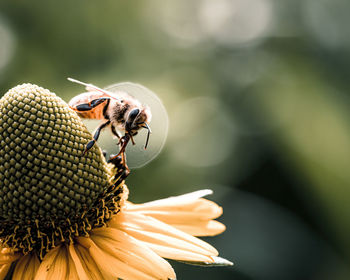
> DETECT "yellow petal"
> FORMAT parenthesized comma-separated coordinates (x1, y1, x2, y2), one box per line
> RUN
(0, 263, 12, 279)
(126, 206, 222, 222)
(141, 242, 215, 262)
(34, 245, 68, 280)
(173, 220, 226, 236)
(121, 227, 215, 256)
(126, 190, 222, 221)
(127, 190, 214, 210)
(110, 212, 219, 262)
(66, 246, 80, 280)
(91, 227, 175, 280)
(181, 256, 233, 266)
(125, 189, 224, 237)
(71, 243, 104, 280)
(13, 253, 40, 280)
(77, 236, 161, 280)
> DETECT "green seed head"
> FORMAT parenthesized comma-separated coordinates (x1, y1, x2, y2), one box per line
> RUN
(0, 84, 127, 257)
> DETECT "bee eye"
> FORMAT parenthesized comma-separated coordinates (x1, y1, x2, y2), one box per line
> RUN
(126, 108, 140, 131)
(128, 108, 140, 121)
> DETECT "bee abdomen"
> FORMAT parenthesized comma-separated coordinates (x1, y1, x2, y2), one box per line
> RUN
(76, 107, 104, 120)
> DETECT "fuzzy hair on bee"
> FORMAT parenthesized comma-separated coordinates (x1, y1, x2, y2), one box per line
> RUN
(68, 78, 152, 164)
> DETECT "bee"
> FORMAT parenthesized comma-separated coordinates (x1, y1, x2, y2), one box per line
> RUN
(68, 78, 152, 165)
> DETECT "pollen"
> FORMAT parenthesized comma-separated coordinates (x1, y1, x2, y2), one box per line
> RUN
(0, 84, 127, 258)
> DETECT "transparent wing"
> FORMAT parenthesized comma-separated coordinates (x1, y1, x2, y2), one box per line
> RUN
(67, 77, 121, 100)
(105, 82, 168, 169)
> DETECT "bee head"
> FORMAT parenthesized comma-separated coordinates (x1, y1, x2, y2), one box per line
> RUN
(126, 107, 151, 130)
(125, 108, 141, 132)
(126, 107, 152, 149)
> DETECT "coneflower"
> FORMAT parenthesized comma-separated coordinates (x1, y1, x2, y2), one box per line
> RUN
(0, 83, 232, 279)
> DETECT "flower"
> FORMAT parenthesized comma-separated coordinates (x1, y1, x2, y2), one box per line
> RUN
(0, 84, 232, 279)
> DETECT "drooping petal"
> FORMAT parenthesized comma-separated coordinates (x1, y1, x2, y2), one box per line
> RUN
(91, 227, 176, 280)
(77, 236, 165, 280)
(109, 211, 219, 263)
(34, 244, 79, 280)
(13, 253, 40, 280)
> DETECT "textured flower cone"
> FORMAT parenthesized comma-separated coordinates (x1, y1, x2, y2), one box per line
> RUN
(0, 84, 231, 280)
(0, 84, 126, 258)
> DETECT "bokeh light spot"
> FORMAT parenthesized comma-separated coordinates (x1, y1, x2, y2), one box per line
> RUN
(0, 16, 15, 76)
(170, 97, 236, 167)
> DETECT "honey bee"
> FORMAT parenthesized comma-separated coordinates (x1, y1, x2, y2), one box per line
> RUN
(68, 78, 152, 165)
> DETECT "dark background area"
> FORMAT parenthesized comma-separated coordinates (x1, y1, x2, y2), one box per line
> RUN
(1, 0, 350, 279)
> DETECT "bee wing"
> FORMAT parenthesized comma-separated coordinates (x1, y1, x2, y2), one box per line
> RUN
(104, 82, 151, 103)
(68, 77, 121, 100)
(102, 85, 131, 100)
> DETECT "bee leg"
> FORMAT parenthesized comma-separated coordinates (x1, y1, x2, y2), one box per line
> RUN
(111, 124, 121, 140)
(109, 134, 130, 170)
(107, 154, 130, 182)
(82, 120, 111, 155)
(82, 140, 96, 156)
(129, 132, 137, 145)
(119, 134, 130, 154)
(112, 128, 123, 146)
(108, 153, 129, 171)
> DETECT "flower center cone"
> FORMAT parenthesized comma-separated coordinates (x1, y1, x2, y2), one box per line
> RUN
(0, 84, 127, 259)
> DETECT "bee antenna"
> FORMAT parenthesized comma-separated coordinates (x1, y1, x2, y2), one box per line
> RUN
(142, 122, 152, 150)
(67, 77, 108, 95)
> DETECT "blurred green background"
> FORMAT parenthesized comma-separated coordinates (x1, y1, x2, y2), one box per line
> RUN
(1, 0, 350, 279)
